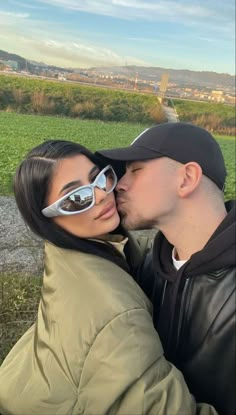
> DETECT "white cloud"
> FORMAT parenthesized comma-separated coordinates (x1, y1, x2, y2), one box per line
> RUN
(8, 0, 46, 9)
(0, 0, 234, 72)
(196, 36, 216, 43)
(36, 0, 212, 21)
(0, 10, 29, 19)
(0, 2, 147, 67)
(127, 37, 157, 43)
(0, 30, 146, 67)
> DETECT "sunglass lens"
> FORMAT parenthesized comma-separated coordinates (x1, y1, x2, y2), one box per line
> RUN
(96, 173, 106, 190)
(105, 168, 116, 192)
(60, 187, 93, 212)
(96, 168, 116, 192)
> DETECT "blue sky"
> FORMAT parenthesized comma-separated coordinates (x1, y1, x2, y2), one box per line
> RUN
(0, 0, 235, 74)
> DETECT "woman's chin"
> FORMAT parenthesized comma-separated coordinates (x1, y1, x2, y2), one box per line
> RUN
(107, 211, 121, 231)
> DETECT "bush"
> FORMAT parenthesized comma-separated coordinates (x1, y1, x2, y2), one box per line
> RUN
(174, 99, 235, 136)
(0, 74, 165, 124)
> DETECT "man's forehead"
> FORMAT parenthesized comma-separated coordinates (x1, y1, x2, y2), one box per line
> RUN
(126, 160, 149, 168)
(125, 159, 162, 169)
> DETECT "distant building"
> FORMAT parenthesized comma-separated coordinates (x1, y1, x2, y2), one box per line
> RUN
(224, 94, 235, 105)
(210, 90, 225, 103)
(0, 60, 18, 71)
(58, 73, 66, 81)
(153, 84, 158, 93)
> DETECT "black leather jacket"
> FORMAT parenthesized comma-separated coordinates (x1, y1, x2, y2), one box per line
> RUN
(136, 201, 236, 415)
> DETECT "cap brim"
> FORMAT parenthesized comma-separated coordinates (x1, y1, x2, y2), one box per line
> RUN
(96, 146, 159, 161)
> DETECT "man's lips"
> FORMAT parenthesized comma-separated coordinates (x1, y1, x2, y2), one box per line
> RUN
(116, 198, 126, 208)
(96, 202, 116, 219)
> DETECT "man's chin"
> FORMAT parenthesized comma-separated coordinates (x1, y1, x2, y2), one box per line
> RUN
(121, 215, 156, 231)
(120, 215, 133, 230)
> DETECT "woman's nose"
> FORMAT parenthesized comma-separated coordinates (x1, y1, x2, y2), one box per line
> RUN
(94, 186, 107, 204)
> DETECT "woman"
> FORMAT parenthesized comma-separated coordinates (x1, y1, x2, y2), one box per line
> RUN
(0, 140, 217, 415)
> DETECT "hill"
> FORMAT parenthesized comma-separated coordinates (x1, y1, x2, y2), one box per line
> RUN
(0, 49, 235, 90)
(88, 65, 235, 89)
(0, 49, 71, 73)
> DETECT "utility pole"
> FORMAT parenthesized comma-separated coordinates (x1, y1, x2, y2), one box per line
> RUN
(159, 73, 169, 103)
(25, 59, 29, 73)
(125, 60, 129, 89)
(134, 72, 138, 91)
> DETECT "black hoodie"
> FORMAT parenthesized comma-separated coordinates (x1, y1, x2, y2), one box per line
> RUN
(137, 200, 236, 415)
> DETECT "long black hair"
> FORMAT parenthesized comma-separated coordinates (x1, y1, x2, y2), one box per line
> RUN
(14, 140, 129, 272)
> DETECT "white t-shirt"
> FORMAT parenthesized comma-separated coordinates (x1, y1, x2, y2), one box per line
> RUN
(172, 247, 187, 270)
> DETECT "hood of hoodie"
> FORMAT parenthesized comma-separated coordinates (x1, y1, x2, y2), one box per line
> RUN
(152, 200, 236, 281)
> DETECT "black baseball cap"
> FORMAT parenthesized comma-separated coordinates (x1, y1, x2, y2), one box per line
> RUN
(96, 122, 227, 190)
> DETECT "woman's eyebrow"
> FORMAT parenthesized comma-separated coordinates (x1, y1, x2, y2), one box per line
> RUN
(59, 165, 99, 195)
(59, 179, 82, 195)
(88, 165, 99, 181)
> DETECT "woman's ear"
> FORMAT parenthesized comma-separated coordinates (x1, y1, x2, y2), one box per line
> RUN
(178, 162, 202, 197)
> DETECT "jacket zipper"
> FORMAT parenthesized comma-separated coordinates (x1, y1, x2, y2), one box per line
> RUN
(175, 277, 190, 353)
(160, 280, 168, 307)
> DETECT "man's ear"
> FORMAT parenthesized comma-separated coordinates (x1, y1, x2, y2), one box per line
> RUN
(178, 162, 202, 197)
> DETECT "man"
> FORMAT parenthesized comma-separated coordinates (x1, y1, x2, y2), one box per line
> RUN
(96, 122, 236, 415)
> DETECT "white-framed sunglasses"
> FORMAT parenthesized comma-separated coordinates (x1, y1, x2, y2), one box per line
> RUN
(42, 165, 117, 218)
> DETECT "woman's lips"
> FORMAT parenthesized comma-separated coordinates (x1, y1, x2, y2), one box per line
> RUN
(96, 202, 116, 219)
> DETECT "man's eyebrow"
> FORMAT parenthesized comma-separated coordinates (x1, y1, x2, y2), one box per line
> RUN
(59, 165, 99, 195)
(126, 160, 147, 168)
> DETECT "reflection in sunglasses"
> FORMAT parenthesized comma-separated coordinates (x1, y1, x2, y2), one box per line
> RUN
(42, 165, 117, 217)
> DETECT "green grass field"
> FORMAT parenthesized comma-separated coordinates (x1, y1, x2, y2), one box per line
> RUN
(0, 111, 235, 364)
(0, 111, 235, 199)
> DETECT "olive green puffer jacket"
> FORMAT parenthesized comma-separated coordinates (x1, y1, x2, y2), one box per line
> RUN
(0, 241, 218, 415)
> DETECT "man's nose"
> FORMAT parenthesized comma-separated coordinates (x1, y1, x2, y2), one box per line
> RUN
(116, 175, 127, 192)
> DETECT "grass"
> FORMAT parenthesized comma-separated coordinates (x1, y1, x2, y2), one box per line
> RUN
(214, 135, 236, 200)
(0, 111, 235, 364)
(0, 273, 42, 364)
(0, 111, 149, 194)
(0, 111, 235, 199)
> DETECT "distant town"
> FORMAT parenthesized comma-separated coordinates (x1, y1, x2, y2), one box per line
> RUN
(0, 50, 235, 106)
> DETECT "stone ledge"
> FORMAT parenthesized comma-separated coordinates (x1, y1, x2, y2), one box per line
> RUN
(0, 196, 43, 276)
